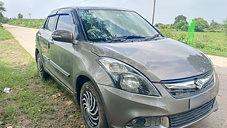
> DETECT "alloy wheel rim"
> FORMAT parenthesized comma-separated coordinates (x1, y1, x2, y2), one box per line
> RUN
(82, 91, 99, 127)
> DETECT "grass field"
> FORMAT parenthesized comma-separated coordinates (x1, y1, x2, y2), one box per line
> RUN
(8, 19, 45, 29)
(194, 32, 227, 57)
(0, 27, 85, 127)
(161, 29, 227, 57)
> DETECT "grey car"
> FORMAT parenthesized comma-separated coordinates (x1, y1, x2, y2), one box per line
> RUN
(35, 6, 219, 128)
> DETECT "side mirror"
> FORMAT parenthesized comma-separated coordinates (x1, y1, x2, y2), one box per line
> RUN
(52, 30, 73, 43)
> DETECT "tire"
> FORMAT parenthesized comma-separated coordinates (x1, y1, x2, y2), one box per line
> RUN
(80, 81, 108, 128)
(37, 52, 49, 80)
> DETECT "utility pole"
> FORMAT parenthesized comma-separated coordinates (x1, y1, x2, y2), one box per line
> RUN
(152, 0, 156, 25)
(29, 13, 31, 19)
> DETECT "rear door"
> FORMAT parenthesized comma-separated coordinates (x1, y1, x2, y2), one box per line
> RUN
(39, 15, 58, 74)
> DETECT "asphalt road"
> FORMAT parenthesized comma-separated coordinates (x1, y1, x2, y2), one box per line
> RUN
(3, 24, 227, 128)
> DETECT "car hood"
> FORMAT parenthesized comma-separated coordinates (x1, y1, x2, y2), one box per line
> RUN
(91, 38, 213, 82)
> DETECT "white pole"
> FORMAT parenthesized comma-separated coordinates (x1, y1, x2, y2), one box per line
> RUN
(152, 0, 156, 25)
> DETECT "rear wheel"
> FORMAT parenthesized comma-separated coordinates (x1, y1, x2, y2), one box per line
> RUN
(37, 53, 49, 79)
(80, 81, 108, 128)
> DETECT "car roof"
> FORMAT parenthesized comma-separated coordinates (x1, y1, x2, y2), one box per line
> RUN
(48, 6, 133, 16)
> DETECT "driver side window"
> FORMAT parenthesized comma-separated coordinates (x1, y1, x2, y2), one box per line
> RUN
(56, 14, 75, 34)
(44, 15, 57, 32)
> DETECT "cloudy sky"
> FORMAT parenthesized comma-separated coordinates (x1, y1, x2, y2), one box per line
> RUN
(1, 0, 226, 24)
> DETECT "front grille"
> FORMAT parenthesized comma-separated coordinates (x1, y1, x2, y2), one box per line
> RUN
(169, 99, 215, 128)
(168, 76, 213, 98)
(162, 72, 214, 99)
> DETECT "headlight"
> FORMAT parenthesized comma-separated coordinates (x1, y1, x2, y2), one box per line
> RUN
(98, 58, 160, 96)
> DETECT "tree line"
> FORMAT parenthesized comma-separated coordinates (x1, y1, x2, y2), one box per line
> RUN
(1, 1, 227, 33)
(0, 1, 45, 29)
(155, 15, 227, 33)
(0, 1, 24, 24)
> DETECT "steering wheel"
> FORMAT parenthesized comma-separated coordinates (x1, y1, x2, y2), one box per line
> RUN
(87, 28, 101, 34)
(87, 28, 103, 39)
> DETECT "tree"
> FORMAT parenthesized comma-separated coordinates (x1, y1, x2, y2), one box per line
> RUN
(173, 15, 188, 31)
(181, 24, 189, 31)
(194, 17, 209, 32)
(174, 15, 187, 24)
(1, 17, 8, 23)
(174, 20, 188, 31)
(0, 1, 5, 12)
(0, 12, 3, 20)
(0, 1, 6, 23)
(210, 20, 221, 30)
(18, 13, 23, 19)
(154, 23, 163, 28)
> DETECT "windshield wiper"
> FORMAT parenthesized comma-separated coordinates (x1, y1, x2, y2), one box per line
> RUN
(143, 33, 163, 41)
(106, 35, 146, 43)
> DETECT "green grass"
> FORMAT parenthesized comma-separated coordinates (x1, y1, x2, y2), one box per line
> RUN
(0, 26, 14, 41)
(8, 19, 45, 29)
(0, 30, 85, 127)
(198, 48, 227, 57)
(161, 29, 227, 57)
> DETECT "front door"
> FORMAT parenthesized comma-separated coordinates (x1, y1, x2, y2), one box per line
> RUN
(48, 12, 76, 90)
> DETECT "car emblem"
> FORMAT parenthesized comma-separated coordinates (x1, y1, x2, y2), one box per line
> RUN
(195, 79, 204, 89)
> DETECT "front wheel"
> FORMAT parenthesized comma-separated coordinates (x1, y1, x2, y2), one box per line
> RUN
(36, 52, 49, 79)
(80, 81, 108, 128)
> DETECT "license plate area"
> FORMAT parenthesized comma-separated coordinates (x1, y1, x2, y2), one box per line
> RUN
(189, 93, 211, 109)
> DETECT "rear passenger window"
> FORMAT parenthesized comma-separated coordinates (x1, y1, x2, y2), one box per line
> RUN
(46, 16, 57, 32)
(56, 15, 74, 33)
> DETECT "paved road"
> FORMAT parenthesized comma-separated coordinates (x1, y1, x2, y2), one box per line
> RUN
(3, 24, 227, 128)
(3, 24, 37, 58)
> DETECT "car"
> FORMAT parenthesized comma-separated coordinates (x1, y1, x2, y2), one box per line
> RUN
(35, 6, 219, 128)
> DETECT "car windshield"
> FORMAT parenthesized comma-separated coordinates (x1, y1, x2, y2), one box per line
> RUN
(78, 9, 159, 42)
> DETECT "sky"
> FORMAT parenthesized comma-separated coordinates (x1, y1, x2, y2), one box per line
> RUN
(1, 0, 227, 24)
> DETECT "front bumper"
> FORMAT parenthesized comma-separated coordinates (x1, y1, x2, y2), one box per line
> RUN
(98, 81, 219, 128)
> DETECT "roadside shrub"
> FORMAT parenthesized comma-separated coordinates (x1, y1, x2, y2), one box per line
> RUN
(193, 42, 206, 49)
(160, 29, 188, 44)
(160, 29, 174, 38)
(174, 33, 187, 44)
